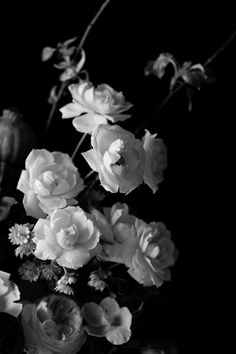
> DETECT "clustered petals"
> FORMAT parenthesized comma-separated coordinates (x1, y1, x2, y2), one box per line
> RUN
(33, 206, 101, 270)
(82, 124, 146, 193)
(21, 294, 86, 354)
(17, 149, 84, 218)
(60, 80, 132, 134)
(95, 203, 177, 288)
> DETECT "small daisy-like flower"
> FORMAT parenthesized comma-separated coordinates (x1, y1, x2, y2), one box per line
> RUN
(9, 223, 35, 258)
(54, 273, 76, 295)
(9, 223, 33, 245)
(88, 272, 107, 292)
(40, 262, 62, 281)
(18, 261, 40, 282)
(54, 283, 74, 295)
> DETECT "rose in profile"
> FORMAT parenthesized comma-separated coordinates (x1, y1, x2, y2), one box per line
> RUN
(97, 203, 177, 288)
(60, 81, 132, 134)
(142, 130, 167, 193)
(82, 124, 145, 193)
(0, 270, 22, 317)
(33, 206, 101, 270)
(81, 297, 132, 345)
(21, 294, 86, 354)
(0, 312, 25, 354)
(17, 149, 84, 219)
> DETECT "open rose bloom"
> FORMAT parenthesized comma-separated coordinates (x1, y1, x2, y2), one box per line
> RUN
(33, 206, 101, 270)
(21, 294, 86, 354)
(60, 81, 132, 134)
(82, 124, 145, 193)
(17, 149, 84, 219)
(94, 203, 177, 287)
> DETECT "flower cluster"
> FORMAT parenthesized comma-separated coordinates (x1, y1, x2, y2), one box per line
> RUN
(0, 2, 186, 353)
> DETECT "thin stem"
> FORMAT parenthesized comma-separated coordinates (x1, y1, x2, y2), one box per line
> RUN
(84, 169, 96, 180)
(44, 0, 112, 138)
(71, 133, 87, 160)
(204, 29, 236, 66)
(134, 83, 184, 136)
(44, 81, 67, 141)
(74, 0, 111, 58)
(135, 29, 236, 136)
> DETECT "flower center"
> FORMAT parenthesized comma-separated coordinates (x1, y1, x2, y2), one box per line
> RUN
(145, 244, 160, 258)
(56, 224, 78, 249)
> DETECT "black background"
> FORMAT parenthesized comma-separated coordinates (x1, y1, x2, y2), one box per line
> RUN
(0, 1, 235, 352)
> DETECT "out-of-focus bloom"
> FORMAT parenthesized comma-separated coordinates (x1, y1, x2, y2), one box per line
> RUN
(0, 196, 17, 221)
(81, 297, 132, 345)
(82, 124, 145, 193)
(8, 223, 35, 258)
(21, 294, 86, 354)
(88, 272, 107, 291)
(33, 206, 101, 270)
(98, 203, 177, 288)
(18, 261, 41, 282)
(60, 81, 132, 134)
(0, 270, 22, 317)
(142, 130, 167, 193)
(17, 149, 84, 219)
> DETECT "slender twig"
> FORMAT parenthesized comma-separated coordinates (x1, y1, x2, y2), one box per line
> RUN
(44, 0, 112, 139)
(204, 29, 236, 66)
(135, 29, 236, 136)
(71, 133, 87, 160)
(84, 169, 96, 180)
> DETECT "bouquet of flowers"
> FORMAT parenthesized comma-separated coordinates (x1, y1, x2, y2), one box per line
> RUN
(0, 1, 234, 353)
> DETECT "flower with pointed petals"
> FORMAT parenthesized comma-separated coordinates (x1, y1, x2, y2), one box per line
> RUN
(82, 124, 145, 193)
(81, 297, 132, 345)
(17, 149, 84, 219)
(33, 206, 101, 270)
(60, 81, 132, 134)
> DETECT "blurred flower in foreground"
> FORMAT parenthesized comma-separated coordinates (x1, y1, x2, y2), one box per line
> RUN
(21, 294, 86, 354)
(81, 297, 132, 345)
(0, 270, 22, 317)
(97, 203, 177, 287)
(17, 149, 84, 219)
(33, 206, 101, 270)
(60, 81, 132, 134)
(82, 124, 145, 193)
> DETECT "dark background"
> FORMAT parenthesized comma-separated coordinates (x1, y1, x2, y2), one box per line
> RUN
(0, 1, 235, 353)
